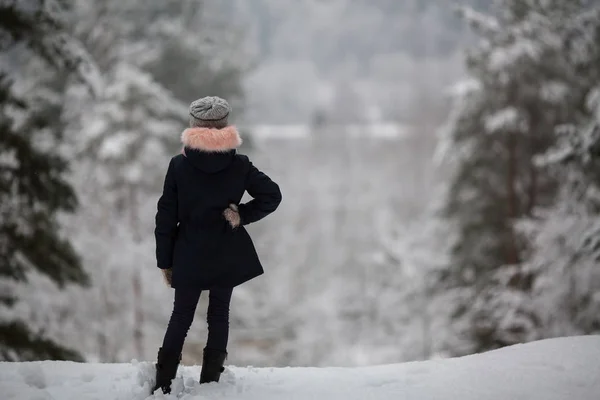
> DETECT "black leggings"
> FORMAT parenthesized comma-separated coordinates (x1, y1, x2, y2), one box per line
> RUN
(161, 287, 233, 355)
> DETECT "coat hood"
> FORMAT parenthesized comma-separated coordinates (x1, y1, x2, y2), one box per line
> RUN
(181, 126, 242, 173)
(181, 125, 242, 152)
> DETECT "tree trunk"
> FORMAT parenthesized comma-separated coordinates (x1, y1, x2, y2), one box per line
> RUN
(129, 186, 144, 359)
(526, 162, 537, 215)
(506, 132, 519, 265)
(132, 269, 144, 358)
(98, 282, 109, 361)
(526, 115, 539, 216)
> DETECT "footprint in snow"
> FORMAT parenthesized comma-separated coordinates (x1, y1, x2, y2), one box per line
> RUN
(18, 364, 46, 389)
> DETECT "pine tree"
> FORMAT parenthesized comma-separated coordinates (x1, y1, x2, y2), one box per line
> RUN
(0, 0, 96, 361)
(524, 114, 600, 337)
(520, 4, 600, 338)
(436, 0, 593, 355)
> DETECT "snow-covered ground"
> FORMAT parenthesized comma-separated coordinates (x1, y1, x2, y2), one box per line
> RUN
(1, 336, 599, 400)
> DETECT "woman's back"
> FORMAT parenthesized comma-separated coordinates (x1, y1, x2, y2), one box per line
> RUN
(154, 103, 281, 290)
(153, 95, 281, 395)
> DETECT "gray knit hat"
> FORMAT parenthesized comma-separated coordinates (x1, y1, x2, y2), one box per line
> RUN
(189, 96, 231, 129)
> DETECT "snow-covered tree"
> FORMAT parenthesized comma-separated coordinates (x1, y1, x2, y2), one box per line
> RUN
(66, 62, 185, 360)
(0, 0, 97, 361)
(436, 0, 597, 355)
(57, 1, 187, 361)
(518, 7, 600, 338)
(141, 1, 249, 107)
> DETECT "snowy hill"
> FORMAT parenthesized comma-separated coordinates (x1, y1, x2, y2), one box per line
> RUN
(2, 336, 599, 400)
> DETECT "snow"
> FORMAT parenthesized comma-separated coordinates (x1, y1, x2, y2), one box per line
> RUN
(540, 81, 570, 104)
(17, 363, 46, 389)
(444, 79, 481, 98)
(248, 124, 311, 140)
(458, 6, 500, 35)
(4, 0, 104, 95)
(587, 87, 600, 116)
(1, 336, 599, 400)
(484, 107, 528, 134)
(488, 39, 542, 72)
(247, 123, 409, 141)
(346, 123, 410, 139)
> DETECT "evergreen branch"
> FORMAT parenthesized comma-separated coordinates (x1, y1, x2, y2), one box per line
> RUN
(0, 320, 84, 361)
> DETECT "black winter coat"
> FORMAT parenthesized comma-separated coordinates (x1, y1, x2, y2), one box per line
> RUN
(154, 126, 282, 289)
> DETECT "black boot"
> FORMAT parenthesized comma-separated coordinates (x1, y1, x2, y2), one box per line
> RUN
(152, 347, 182, 394)
(199, 348, 227, 384)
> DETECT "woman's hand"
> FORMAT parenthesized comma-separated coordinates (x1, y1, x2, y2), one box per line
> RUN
(223, 204, 241, 228)
(162, 268, 173, 287)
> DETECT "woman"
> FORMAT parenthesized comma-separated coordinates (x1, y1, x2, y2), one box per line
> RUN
(152, 96, 282, 394)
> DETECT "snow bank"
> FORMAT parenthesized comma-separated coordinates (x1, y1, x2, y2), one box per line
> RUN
(1, 336, 599, 400)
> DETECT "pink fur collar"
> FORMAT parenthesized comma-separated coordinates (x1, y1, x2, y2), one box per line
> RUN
(181, 126, 242, 152)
